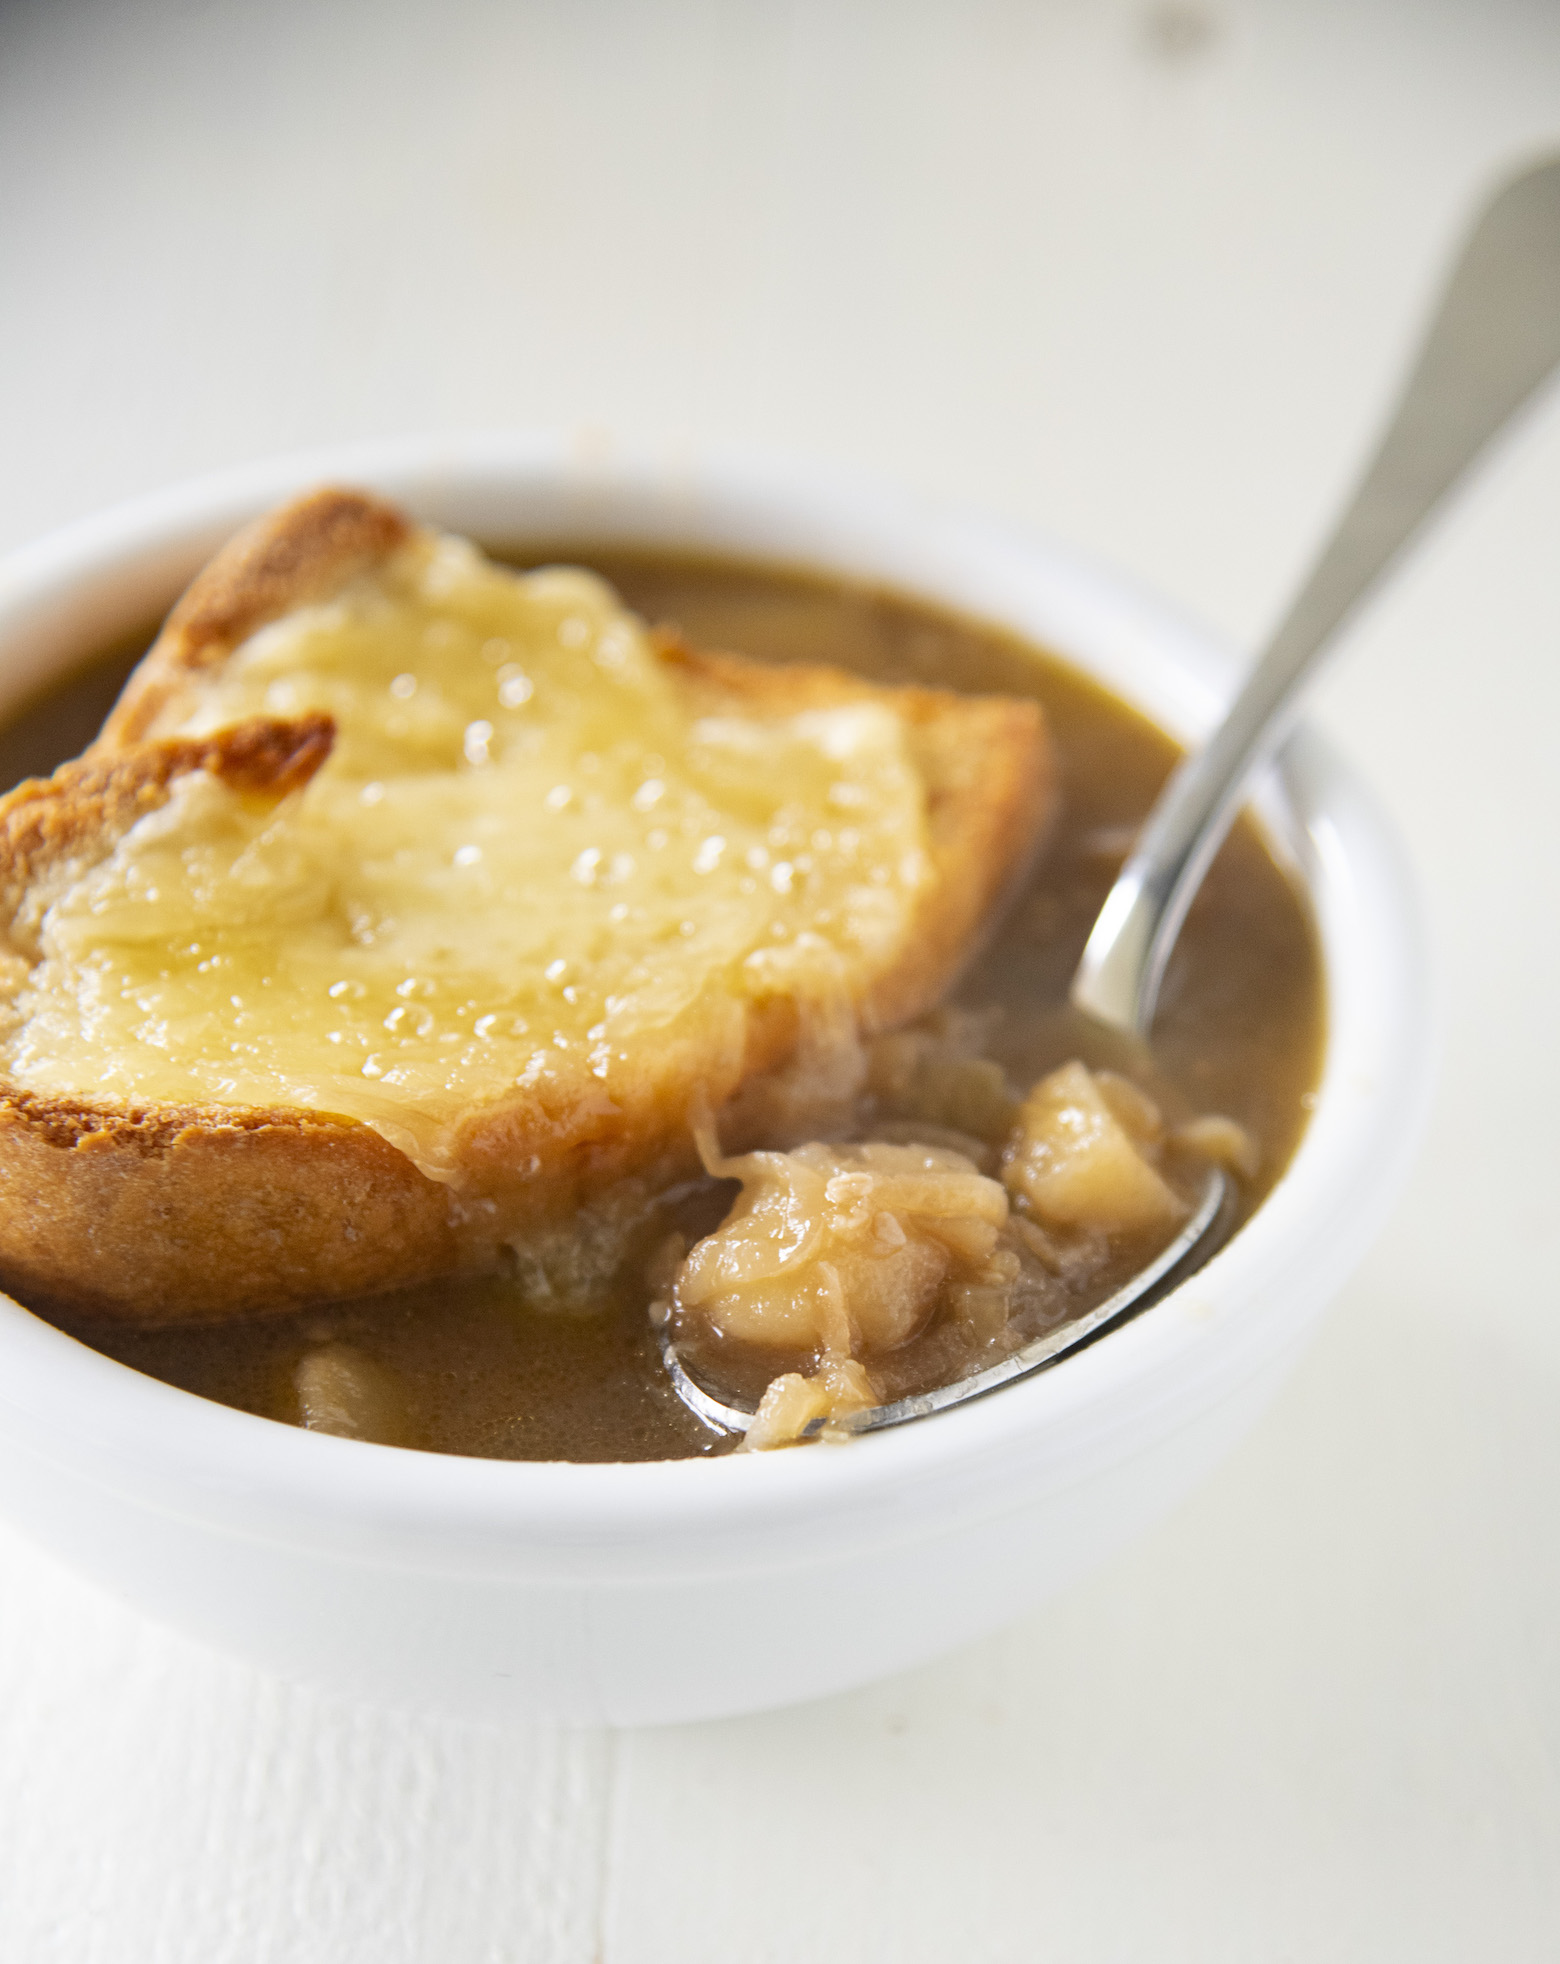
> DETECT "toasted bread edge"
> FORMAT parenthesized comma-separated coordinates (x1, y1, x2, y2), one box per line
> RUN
(98, 486, 411, 748)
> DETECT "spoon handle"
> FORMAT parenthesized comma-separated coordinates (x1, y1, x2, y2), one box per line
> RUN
(1072, 154, 1560, 1037)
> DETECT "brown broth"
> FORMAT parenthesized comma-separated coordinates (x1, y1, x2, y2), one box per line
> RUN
(16, 551, 1324, 1461)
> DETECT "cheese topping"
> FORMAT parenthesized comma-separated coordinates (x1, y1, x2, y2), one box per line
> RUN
(1, 537, 930, 1174)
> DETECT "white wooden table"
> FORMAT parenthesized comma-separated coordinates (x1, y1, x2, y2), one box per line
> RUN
(3, 2, 1559, 1956)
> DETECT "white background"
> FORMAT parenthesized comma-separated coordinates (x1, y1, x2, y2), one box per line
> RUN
(2, 1, 1559, 1957)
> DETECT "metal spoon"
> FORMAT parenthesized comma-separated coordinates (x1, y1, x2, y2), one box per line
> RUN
(1073, 151, 1560, 1034)
(663, 153, 1560, 1441)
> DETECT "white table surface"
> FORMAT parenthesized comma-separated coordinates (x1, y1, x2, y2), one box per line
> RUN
(3, 1, 1559, 1957)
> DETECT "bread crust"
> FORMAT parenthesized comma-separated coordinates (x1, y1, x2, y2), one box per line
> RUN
(99, 487, 410, 747)
(0, 1096, 454, 1320)
(0, 490, 1057, 1324)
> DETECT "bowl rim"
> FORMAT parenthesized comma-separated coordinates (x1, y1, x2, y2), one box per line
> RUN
(0, 433, 1434, 1565)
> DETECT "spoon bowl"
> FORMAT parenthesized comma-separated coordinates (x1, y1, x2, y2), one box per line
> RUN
(660, 1164, 1230, 1438)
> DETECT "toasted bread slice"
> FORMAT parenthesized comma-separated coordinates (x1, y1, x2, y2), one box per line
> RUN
(0, 489, 1056, 1322)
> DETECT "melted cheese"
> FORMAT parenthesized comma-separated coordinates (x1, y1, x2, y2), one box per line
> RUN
(2, 537, 930, 1175)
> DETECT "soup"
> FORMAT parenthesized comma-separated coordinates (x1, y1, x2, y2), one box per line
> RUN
(10, 550, 1323, 1461)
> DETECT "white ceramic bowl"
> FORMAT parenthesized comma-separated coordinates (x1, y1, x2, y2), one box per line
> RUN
(0, 435, 1431, 1724)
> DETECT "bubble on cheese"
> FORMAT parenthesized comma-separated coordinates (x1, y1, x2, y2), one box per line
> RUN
(1, 537, 930, 1176)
